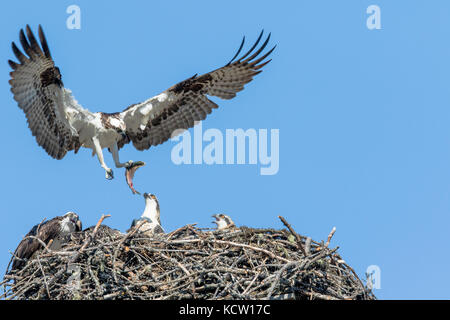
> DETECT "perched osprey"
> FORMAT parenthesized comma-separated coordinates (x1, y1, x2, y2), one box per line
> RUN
(128, 193, 164, 236)
(8, 25, 275, 189)
(10, 212, 82, 271)
(212, 214, 236, 230)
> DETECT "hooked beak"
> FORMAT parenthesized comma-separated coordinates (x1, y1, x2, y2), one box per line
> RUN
(211, 214, 219, 224)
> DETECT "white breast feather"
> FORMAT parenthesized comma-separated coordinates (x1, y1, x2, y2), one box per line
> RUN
(109, 117, 122, 128)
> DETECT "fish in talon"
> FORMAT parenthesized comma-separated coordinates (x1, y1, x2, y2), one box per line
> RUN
(125, 161, 145, 194)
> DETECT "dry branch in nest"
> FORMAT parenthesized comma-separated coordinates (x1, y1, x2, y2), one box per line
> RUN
(1, 216, 376, 300)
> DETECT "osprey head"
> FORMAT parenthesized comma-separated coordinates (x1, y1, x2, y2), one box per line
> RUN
(212, 214, 235, 230)
(61, 211, 82, 232)
(140, 193, 161, 228)
(143, 193, 157, 200)
(143, 193, 159, 205)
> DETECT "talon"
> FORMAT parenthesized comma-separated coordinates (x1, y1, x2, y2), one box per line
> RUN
(106, 168, 114, 180)
(125, 160, 134, 169)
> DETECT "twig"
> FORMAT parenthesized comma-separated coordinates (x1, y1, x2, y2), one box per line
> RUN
(305, 237, 312, 256)
(265, 261, 303, 299)
(325, 227, 336, 248)
(212, 239, 292, 263)
(36, 255, 50, 298)
(278, 216, 307, 256)
(79, 214, 111, 254)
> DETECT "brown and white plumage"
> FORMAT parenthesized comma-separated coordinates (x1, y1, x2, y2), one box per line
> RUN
(212, 214, 236, 230)
(121, 30, 275, 151)
(8, 26, 80, 160)
(10, 212, 82, 271)
(8, 25, 275, 187)
(128, 193, 164, 236)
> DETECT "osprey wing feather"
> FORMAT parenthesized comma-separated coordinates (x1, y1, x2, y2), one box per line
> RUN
(8, 25, 81, 160)
(11, 219, 60, 271)
(120, 31, 275, 151)
(11, 212, 82, 271)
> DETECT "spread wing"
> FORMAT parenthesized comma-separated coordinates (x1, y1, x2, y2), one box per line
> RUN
(120, 31, 275, 151)
(8, 25, 80, 160)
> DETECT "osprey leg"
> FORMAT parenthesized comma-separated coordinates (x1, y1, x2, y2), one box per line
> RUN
(92, 137, 114, 180)
(111, 143, 133, 169)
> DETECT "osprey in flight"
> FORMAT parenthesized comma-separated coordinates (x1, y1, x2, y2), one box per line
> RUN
(8, 25, 275, 186)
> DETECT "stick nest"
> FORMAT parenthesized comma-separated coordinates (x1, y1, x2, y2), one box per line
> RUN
(2, 216, 375, 300)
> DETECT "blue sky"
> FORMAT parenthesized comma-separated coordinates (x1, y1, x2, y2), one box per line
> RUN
(1, 0, 450, 299)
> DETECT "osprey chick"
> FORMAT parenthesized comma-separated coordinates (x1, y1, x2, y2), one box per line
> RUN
(128, 193, 164, 236)
(8, 25, 275, 190)
(10, 212, 82, 271)
(212, 214, 236, 230)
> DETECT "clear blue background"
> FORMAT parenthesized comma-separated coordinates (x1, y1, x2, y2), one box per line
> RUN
(1, 0, 449, 299)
